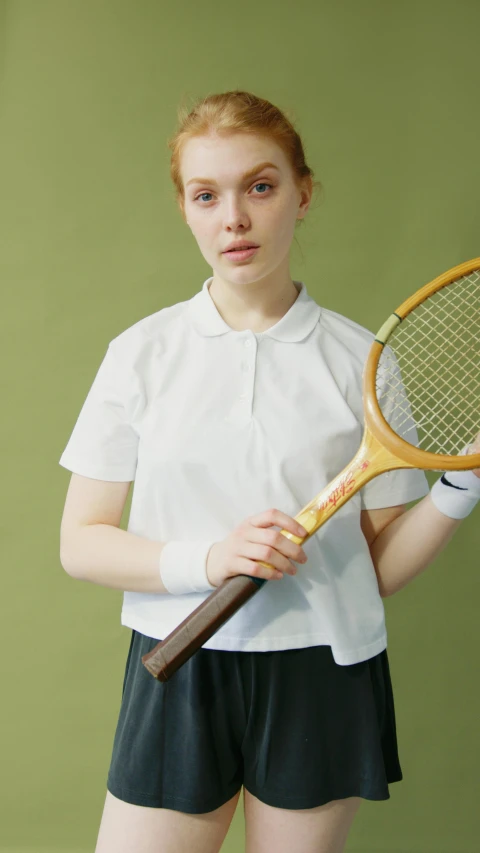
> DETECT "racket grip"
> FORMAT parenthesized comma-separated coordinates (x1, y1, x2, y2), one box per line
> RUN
(141, 574, 264, 681)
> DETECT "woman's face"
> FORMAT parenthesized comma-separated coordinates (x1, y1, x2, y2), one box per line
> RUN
(180, 133, 311, 289)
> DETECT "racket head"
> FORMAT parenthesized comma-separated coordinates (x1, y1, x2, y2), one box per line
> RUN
(363, 257, 480, 472)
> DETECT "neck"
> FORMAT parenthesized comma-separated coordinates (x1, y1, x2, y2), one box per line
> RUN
(208, 275, 300, 333)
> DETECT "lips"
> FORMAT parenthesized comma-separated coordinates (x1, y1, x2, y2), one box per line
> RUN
(223, 243, 259, 252)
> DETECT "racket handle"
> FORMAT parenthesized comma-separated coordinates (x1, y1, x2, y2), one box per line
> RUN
(141, 574, 265, 680)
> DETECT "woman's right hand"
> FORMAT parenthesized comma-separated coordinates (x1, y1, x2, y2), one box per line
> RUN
(206, 509, 309, 588)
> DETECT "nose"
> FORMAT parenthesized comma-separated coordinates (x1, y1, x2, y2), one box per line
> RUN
(223, 195, 251, 231)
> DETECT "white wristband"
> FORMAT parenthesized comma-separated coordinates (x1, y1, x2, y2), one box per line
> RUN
(159, 541, 217, 595)
(430, 451, 480, 519)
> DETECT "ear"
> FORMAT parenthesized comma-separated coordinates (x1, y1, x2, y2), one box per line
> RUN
(297, 176, 313, 220)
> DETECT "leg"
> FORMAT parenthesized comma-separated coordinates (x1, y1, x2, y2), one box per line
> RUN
(94, 787, 241, 853)
(243, 789, 362, 853)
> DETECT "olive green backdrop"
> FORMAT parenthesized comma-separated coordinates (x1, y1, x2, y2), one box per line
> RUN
(1, 0, 478, 851)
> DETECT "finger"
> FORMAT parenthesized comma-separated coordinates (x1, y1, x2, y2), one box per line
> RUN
(249, 527, 307, 564)
(237, 556, 284, 582)
(249, 509, 308, 540)
(242, 542, 298, 576)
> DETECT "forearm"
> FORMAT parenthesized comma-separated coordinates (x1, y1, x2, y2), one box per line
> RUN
(61, 523, 169, 593)
(371, 494, 462, 598)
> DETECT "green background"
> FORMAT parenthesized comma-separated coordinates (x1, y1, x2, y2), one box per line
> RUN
(1, 0, 479, 850)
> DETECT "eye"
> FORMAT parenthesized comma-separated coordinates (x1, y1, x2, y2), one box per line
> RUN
(195, 192, 214, 203)
(194, 182, 274, 204)
(252, 182, 273, 195)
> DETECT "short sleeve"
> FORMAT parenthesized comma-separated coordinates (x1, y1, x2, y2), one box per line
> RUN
(360, 345, 430, 509)
(58, 343, 139, 481)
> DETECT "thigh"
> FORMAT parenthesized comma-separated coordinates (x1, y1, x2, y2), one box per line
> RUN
(244, 789, 361, 853)
(95, 788, 241, 853)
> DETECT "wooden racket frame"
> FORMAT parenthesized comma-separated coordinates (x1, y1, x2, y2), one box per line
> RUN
(142, 257, 480, 681)
(364, 256, 480, 473)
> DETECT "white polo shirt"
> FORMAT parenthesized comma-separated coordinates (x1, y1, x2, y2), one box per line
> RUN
(59, 278, 429, 665)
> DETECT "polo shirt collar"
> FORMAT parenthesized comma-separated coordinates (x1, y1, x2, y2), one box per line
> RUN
(187, 277, 321, 342)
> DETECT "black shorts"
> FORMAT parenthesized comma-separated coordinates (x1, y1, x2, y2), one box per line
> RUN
(106, 630, 403, 813)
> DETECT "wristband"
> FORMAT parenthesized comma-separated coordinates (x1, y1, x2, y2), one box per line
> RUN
(430, 446, 480, 519)
(159, 541, 217, 594)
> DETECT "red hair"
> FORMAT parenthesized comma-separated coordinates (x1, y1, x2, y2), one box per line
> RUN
(167, 90, 321, 224)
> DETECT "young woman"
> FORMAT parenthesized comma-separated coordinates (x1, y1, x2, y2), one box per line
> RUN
(59, 90, 480, 853)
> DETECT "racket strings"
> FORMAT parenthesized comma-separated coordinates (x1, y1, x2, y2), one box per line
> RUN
(376, 270, 480, 457)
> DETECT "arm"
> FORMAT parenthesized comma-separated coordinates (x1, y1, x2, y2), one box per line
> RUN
(61, 523, 169, 594)
(60, 474, 169, 593)
(363, 439, 480, 597)
(361, 498, 462, 598)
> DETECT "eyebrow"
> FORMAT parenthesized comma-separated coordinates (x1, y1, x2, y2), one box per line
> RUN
(186, 161, 280, 187)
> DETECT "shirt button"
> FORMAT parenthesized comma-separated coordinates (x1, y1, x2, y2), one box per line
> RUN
(244, 340, 252, 348)
(239, 392, 247, 399)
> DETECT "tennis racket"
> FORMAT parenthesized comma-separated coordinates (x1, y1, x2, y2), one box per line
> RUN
(142, 257, 480, 681)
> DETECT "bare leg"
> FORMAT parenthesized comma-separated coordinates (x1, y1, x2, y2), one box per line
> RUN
(244, 789, 362, 853)
(94, 788, 241, 853)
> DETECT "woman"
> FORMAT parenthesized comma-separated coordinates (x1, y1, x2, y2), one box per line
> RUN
(59, 90, 480, 853)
